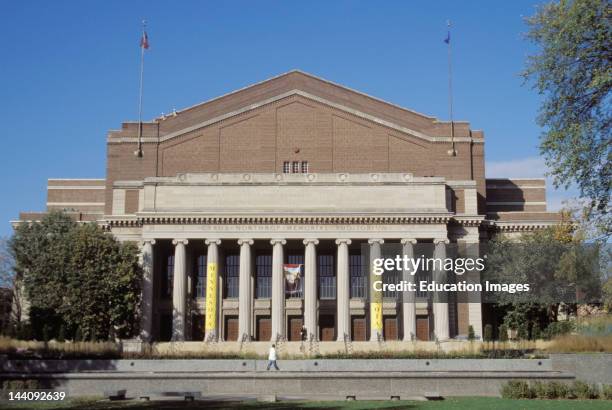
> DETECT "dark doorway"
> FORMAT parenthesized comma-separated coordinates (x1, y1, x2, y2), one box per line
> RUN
(383, 316, 398, 340)
(257, 316, 271, 341)
(416, 315, 430, 341)
(288, 316, 303, 341)
(191, 314, 205, 341)
(224, 315, 239, 341)
(319, 314, 335, 341)
(351, 316, 367, 341)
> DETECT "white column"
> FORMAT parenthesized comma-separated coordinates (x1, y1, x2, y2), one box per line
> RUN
(270, 239, 286, 341)
(336, 239, 351, 341)
(433, 238, 450, 341)
(368, 239, 384, 341)
(238, 239, 254, 341)
(462, 237, 483, 340)
(401, 238, 417, 341)
(303, 238, 319, 340)
(204, 239, 221, 341)
(171, 239, 188, 341)
(139, 239, 155, 342)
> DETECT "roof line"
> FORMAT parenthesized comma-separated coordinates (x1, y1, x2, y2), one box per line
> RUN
(140, 69, 466, 125)
(109, 90, 484, 145)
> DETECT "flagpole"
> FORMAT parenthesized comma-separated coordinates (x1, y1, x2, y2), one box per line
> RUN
(136, 20, 146, 158)
(446, 20, 457, 157)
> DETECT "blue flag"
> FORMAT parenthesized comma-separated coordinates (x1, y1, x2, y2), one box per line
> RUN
(444, 31, 450, 44)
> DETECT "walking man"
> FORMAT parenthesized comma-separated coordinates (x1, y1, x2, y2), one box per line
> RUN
(266, 344, 280, 371)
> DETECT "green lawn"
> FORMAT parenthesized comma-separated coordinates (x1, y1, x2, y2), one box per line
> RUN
(1, 397, 610, 410)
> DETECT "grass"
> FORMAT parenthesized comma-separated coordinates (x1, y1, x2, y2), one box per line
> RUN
(1, 397, 611, 410)
(546, 334, 612, 353)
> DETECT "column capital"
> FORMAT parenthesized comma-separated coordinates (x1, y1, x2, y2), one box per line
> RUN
(270, 238, 287, 246)
(237, 238, 254, 246)
(172, 239, 189, 246)
(401, 238, 417, 245)
(140, 239, 156, 247)
(368, 238, 384, 245)
(335, 239, 352, 245)
(433, 238, 450, 245)
(205, 239, 222, 246)
(303, 238, 319, 246)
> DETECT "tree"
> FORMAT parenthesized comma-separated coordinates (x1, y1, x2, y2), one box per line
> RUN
(0, 236, 23, 329)
(10, 211, 142, 340)
(523, 0, 611, 239)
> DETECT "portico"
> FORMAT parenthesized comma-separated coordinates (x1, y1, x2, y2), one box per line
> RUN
(108, 171, 482, 343)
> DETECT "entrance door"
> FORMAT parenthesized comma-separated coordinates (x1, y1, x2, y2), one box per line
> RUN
(383, 316, 398, 340)
(288, 316, 303, 341)
(416, 315, 429, 341)
(224, 316, 239, 341)
(257, 316, 271, 341)
(159, 313, 172, 342)
(319, 314, 335, 341)
(191, 314, 205, 341)
(351, 316, 366, 341)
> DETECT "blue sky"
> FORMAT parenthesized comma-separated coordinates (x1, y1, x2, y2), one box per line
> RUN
(0, 1, 575, 237)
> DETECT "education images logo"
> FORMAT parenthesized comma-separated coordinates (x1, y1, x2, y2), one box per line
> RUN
(371, 254, 531, 294)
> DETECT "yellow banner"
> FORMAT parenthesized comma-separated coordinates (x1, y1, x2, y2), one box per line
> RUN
(370, 268, 383, 332)
(205, 263, 218, 334)
(370, 301, 383, 332)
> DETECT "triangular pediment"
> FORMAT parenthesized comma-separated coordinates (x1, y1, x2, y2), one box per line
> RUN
(109, 70, 481, 144)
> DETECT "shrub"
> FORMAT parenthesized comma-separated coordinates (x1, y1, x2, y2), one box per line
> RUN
(517, 322, 529, 340)
(499, 324, 509, 342)
(468, 325, 475, 341)
(544, 321, 575, 339)
(501, 380, 533, 399)
(531, 381, 547, 399)
(57, 325, 65, 343)
(484, 324, 493, 342)
(74, 327, 83, 342)
(531, 322, 542, 340)
(602, 384, 612, 400)
(571, 381, 597, 399)
(544, 381, 569, 399)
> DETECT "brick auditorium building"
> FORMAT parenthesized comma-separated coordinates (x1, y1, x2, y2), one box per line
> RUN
(17, 71, 560, 343)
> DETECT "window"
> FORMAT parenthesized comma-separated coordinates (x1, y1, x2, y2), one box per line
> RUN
(195, 255, 207, 298)
(162, 255, 174, 299)
(349, 252, 366, 298)
(286, 254, 304, 298)
(283, 160, 310, 174)
(256, 254, 272, 298)
(318, 254, 336, 299)
(224, 254, 240, 298)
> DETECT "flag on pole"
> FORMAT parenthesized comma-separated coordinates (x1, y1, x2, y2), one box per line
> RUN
(444, 31, 450, 44)
(140, 31, 149, 49)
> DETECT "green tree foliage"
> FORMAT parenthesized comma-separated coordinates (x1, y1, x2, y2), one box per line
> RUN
(10, 211, 142, 340)
(523, 0, 611, 238)
(485, 224, 605, 326)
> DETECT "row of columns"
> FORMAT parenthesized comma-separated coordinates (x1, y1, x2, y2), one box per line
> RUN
(139, 237, 453, 342)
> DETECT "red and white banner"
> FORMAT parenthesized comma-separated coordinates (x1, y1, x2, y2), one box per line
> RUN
(284, 264, 302, 295)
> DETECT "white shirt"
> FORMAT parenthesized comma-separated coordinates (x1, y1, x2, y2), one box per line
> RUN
(268, 347, 277, 361)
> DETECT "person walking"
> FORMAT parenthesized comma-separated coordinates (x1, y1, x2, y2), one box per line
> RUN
(266, 344, 280, 371)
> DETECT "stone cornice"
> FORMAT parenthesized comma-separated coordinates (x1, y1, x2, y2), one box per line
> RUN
(140, 172, 446, 186)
